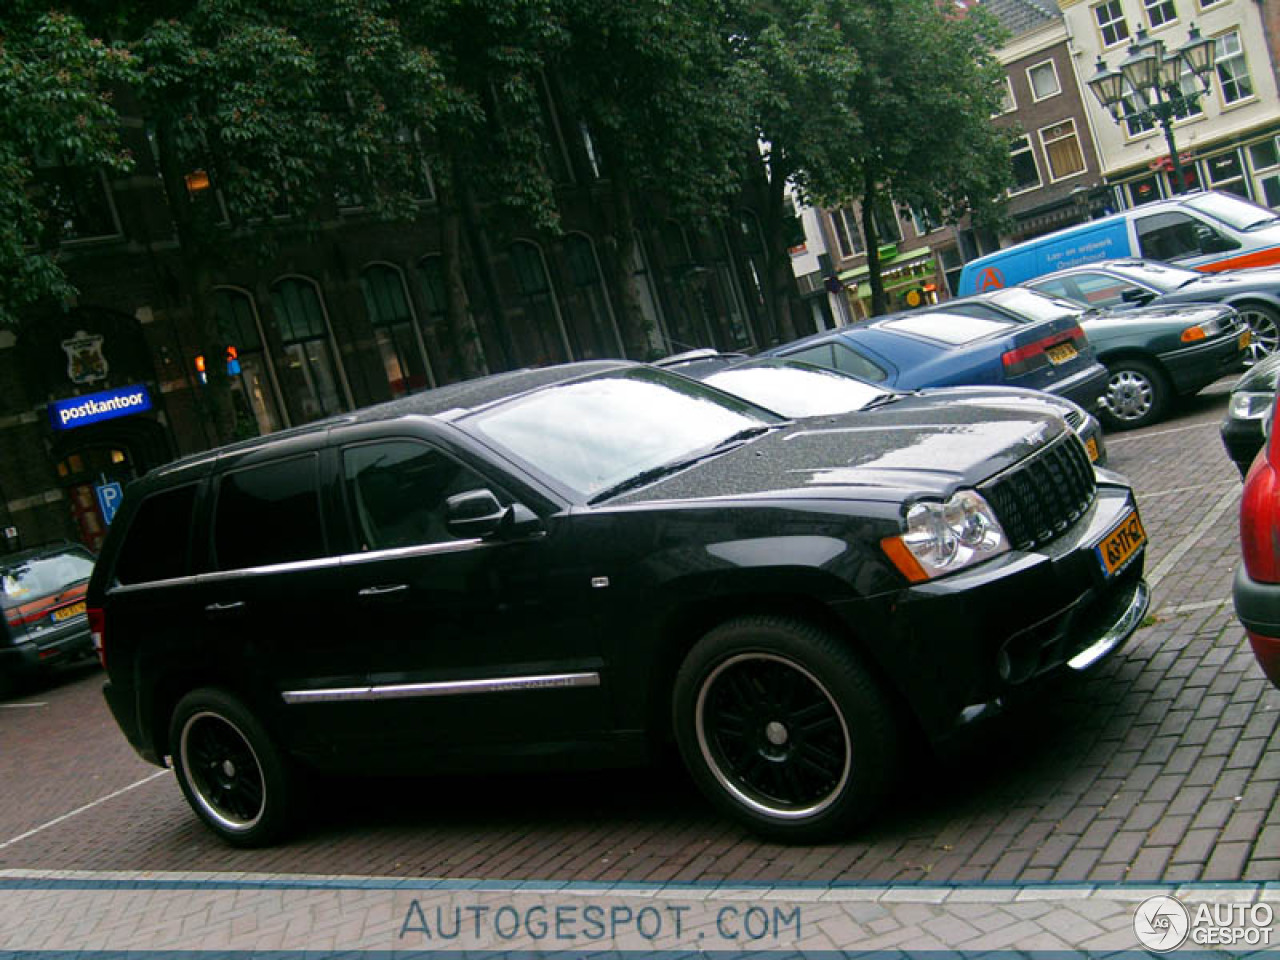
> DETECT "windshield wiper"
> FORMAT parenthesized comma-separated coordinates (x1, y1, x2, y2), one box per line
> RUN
(860, 391, 905, 411)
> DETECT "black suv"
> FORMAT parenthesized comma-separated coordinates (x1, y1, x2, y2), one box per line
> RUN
(90, 361, 1150, 846)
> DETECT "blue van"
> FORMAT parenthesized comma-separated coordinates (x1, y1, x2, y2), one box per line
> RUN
(957, 191, 1280, 296)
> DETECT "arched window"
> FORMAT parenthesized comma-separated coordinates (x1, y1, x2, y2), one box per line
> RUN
(269, 277, 348, 423)
(213, 287, 284, 435)
(507, 241, 570, 365)
(560, 234, 621, 359)
(360, 264, 433, 397)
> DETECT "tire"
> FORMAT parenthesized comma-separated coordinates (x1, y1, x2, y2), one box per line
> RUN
(169, 687, 297, 847)
(672, 616, 899, 842)
(1099, 358, 1168, 430)
(1237, 302, 1280, 365)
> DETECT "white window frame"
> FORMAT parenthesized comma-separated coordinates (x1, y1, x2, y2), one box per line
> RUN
(1038, 119, 1088, 184)
(996, 75, 1017, 115)
(1214, 30, 1255, 107)
(831, 207, 864, 259)
(1143, 0, 1178, 30)
(1026, 60, 1061, 102)
(1093, 0, 1130, 49)
(1009, 134, 1043, 195)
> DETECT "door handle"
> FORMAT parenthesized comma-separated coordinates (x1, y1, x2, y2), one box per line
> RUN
(357, 583, 410, 602)
(204, 600, 247, 621)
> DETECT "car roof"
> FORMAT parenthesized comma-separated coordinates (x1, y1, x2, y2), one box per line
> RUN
(0, 541, 93, 566)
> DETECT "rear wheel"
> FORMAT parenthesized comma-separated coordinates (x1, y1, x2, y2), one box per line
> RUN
(1099, 358, 1168, 430)
(672, 616, 899, 842)
(169, 688, 296, 847)
(1237, 302, 1280, 364)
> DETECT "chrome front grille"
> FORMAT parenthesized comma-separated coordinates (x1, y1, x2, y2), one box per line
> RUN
(979, 433, 1096, 552)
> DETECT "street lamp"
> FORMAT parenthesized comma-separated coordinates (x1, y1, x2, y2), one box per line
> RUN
(1086, 25, 1217, 194)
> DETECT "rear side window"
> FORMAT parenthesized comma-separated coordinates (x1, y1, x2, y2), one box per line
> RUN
(214, 456, 324, 570)
(344, 440, 503, 551)
(113, 485, 198, 585)
(785, 342, 888, 382)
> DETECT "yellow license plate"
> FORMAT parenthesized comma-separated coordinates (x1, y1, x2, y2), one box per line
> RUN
(52, 600, 86, 623)
(1096, 511, 1146, 578)
(1046, 342, 1078, 365)
(1085, 436, 1099, 463)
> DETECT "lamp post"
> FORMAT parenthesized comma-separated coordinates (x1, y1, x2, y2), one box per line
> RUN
(1086, 25, 1217, 194)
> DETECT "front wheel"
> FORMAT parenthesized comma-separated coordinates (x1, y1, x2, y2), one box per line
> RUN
(1099, 358, 1168, 430)
(672, 616, 899, 842)
(1237, 302, 1280, 364)
(169, 688, 297, 847)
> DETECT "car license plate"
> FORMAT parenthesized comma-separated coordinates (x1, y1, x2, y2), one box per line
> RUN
(51, 600, 86, 623)
(1046, 342, 1078, 365)
(1096, 510, 1146, 578)
(1085, 437, 1099, 463)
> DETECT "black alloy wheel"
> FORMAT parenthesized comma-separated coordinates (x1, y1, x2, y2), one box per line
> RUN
(673, 616, 898, 842)
(170, 688, 296, 847)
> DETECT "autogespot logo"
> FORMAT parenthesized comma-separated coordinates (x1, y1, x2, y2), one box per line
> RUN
(1134, 895, 1191, 952)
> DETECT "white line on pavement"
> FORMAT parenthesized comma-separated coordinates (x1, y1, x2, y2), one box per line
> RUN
(0, 769, 169, 851)
(1107, 421, 1219, 444)
(1157, 598, 1231, 616)
(1142, 481, 1239, 499)
(0, 702, 47, 709)
(1146, 488, 1240, 589)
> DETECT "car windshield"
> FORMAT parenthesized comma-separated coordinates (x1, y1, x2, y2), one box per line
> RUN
(986, 288, 1082, 322)
(1112, 261, 1205, 292)
(1, 549, 95, 610)
(705, 364, 890, 417)
(1184, 192, 1280, 232)
(465, 367, 780, 500)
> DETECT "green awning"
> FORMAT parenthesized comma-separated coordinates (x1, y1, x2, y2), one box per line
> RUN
(837, 246, 935, 284)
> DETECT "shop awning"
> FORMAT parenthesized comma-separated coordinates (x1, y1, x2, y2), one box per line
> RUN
(837, 246, 935, 284)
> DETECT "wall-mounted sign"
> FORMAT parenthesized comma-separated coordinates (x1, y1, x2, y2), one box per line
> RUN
(62, 331, 109, 385)
(95, 481, 125, 525)
(49, 384, 152, 431)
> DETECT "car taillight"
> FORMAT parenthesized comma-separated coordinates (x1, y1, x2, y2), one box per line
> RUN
(88, 606, 106, 668)
(1240, 428, 1280, 583)
(1002, 326, 1084, 378)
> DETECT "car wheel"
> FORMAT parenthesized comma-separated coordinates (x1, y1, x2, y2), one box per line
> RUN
(169, 688, 296, 847)
(1099, 359, 1168, 430)
(672, 616, 898, 842)
(1237, 302, 1280, 364)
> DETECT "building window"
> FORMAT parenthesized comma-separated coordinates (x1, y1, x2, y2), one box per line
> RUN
(1205, 150, 1249, 198)
(1215, 31, 1254, 105)
(1027, 61, 1061, 101)
(831, 207, 864, 259)
(1040, 121, 1086, 182)
(361, 264, 432, 398)
(1093, 0, 1130, 47)
(869, 198, 902, 246)
(1144, 0, 1177, 28)
(560, 234, 619, 359)
(1123, 94, 1157, 137)
(1128, 174, 1163, 205)
(1249, 138, 1280, 208)
(508, 241, 570, 364)
(910, 206, 939, 236)
(269, 277, 347, 424)
(31, 159, 119, 243)
(1010, 135, 1042, 194)
(997, 76, 1016, 114)
(213, 287, 283, 436)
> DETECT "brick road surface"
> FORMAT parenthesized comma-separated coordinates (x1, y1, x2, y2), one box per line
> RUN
(1, 379, 1277, 887)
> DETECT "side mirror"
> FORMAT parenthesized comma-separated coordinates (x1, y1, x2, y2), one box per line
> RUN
(445, 489, 541, 540)
(1120, 287, 1156, 306)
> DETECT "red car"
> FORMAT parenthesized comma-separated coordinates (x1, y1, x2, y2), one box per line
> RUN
(1234, 403, 1280, 688)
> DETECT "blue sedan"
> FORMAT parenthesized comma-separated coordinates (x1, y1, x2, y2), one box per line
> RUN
(759, 310, 1108, 412)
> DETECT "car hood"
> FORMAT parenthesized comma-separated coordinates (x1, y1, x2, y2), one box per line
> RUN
(1088, 302, 1236, 326)
(608, 393, 1069, 506)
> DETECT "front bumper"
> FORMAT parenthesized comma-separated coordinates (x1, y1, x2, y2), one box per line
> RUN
(1161, 331, 1248, 396)
(837, 484, 1148, 740)
(1232, 564, 1280, 689)
(1221, 415, 1264, 478)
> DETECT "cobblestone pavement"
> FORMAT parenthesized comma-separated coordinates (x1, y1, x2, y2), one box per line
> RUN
(1, 379, 1276, 891)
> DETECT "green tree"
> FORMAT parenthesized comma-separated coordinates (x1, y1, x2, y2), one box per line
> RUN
(0, 5, 136, 326)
